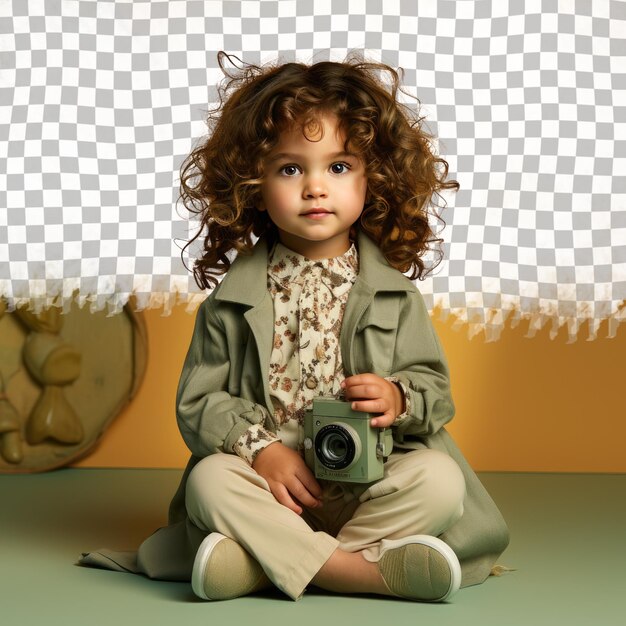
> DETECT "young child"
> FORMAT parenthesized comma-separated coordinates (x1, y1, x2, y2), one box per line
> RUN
(174, 51, 510, 602)
(81, 51, 509, 602)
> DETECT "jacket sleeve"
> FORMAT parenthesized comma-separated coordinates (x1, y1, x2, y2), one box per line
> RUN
(176, 297, 272, 458)
(389, 289, 455, 440)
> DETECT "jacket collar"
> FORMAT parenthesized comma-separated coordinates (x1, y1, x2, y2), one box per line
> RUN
(214, 226, 417, 307)
(353, 228, 418, 295)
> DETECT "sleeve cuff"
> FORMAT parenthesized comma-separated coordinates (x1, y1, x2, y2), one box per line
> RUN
(233, 423, 280, 465)
(385, 376, 411, 426)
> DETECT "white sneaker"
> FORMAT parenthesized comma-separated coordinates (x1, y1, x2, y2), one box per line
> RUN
(377, 535, 461, 602)
(191, 533, 271, 600)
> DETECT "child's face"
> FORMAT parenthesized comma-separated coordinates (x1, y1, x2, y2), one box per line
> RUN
(258, 113, 368, 259)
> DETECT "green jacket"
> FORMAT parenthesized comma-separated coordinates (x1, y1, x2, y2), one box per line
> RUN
(81, 228, 509, 588)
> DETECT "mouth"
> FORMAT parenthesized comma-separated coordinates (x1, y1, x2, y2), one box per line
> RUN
(301, 208, 332, 217)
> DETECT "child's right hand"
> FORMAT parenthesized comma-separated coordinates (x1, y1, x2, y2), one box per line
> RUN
(252, 442, 323, 515)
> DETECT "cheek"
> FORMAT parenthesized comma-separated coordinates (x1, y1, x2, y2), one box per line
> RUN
(260, 185, 282, 210)
(269, 187, 290, 211)
(349, 178, 368, 207)
(261, 185, 294, 221)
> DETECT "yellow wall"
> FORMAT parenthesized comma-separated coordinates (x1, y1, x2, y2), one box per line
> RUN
(74, 305, 626, 473)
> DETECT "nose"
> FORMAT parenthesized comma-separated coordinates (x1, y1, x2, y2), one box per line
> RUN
(303, 173, 327, 199)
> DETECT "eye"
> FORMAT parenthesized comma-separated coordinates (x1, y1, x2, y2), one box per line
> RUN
(330, 162, 350, 174)
(280, 165, 300, 176)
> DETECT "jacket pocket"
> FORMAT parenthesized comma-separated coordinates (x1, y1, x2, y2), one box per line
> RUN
(353, 304, 399, 376)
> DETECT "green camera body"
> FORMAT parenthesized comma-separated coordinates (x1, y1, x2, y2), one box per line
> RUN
(303, 396, 394, 483)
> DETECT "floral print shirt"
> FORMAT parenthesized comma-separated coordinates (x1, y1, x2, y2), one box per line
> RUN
(232, 240, 410, 464)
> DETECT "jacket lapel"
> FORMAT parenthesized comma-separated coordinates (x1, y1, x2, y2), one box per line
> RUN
(214, 237, 275, 413)
(212, 228, 418, 398)
(340, 228, 418, 375)
(213, 237, 271, 307)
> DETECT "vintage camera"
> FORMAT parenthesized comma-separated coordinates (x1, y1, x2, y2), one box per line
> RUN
(303, 396, 393, 483)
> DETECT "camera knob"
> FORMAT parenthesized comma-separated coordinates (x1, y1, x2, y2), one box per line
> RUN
(303, 437, 313, 450)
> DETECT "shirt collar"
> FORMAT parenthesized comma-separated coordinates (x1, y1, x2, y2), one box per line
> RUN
(267, 241, 359, 299)
(214, 227, 417, 307)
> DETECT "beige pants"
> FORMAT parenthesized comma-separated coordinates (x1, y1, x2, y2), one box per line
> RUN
(185, 448, 466, 600)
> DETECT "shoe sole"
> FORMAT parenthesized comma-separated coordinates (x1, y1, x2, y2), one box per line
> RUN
(379, 535, 462, 602)
(191, 532, 227, 600)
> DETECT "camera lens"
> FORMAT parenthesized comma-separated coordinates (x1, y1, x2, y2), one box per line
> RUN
(315, 423, 360, 470)
(322, 433, 348, 463)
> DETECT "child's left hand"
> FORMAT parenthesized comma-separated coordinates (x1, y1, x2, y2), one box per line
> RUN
(340, 374, 405, 428)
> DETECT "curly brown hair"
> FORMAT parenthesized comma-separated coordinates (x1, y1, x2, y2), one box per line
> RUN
(180, 51, 459, 289)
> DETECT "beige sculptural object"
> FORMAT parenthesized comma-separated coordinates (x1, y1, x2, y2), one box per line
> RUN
(22, 332, 83, 445)
(0, 301, 23, 463)
(0, 377, 23, 464)
(0, 297, 147, 472)
(16, 308, 84, 446)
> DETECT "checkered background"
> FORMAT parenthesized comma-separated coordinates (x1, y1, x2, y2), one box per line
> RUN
(1, 0, 625, 341)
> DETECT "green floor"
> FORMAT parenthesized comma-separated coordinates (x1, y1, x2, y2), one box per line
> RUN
(1, 469, 624, 626)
